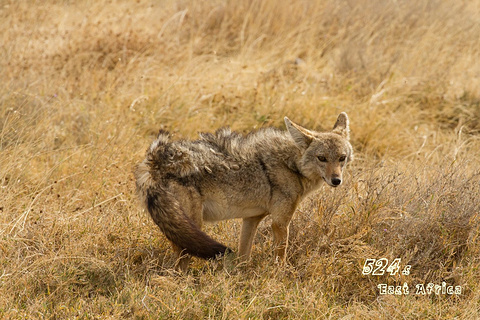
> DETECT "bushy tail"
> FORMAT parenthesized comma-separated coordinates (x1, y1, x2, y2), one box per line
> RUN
(135, 131, 230, 260)
(143, 186, 230, 259)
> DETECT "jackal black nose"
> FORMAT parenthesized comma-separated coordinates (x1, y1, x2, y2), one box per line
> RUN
(331, 178, 342, 186)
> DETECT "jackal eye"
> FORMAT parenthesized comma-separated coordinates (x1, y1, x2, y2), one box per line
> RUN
(339, 155, 346, 162)
(318, 156, 327, 162)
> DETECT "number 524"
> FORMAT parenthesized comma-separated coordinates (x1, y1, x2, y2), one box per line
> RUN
(362, 258, 411, 276)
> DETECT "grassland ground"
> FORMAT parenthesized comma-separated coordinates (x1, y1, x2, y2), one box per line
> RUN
(1, 0, 480, 318)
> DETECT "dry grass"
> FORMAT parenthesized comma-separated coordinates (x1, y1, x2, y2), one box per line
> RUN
(1, 0, 480, 318)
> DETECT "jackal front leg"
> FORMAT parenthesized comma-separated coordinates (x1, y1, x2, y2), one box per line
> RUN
(270, 202, 297, 263)
(271, 219, 290, 262)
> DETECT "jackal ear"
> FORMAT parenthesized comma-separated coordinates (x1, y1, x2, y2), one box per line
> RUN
(284, 117, 314, 149)
(332, 112, 350, 140)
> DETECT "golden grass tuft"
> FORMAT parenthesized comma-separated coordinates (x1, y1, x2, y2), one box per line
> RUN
(1, 0, 480, 318)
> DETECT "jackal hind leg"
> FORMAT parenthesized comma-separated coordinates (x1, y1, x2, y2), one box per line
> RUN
(238, 214, 266, 263)
(173, 244, 191, 272)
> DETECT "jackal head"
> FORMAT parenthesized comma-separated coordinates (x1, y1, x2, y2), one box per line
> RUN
(285, 113, 353, 187)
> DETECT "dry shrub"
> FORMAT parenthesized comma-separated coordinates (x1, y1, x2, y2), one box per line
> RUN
(286, 158, 480, 303)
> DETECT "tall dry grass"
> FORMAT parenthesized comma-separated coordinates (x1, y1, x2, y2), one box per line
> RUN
(1, 0, 480, 318)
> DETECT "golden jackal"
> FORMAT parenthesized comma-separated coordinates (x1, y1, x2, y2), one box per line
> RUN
(135, 113, 353, 269)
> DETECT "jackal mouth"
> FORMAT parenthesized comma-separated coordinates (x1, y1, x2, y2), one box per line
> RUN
(322, 176, 333, 187)
(323, 176, 341, 187)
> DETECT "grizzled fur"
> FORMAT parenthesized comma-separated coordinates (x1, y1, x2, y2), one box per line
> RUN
(135, 113, 353, 270)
